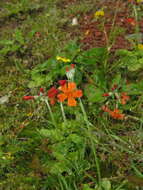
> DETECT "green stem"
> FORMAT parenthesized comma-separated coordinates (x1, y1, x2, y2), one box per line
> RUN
(60, 102, 66, 122)
(108, 0, 121, 45)
(79, 98, 101, 185)
(126, 115, 142, 123)
(103, 0, 121, 70)
(133, 4, 140, 44)
(79, 98, 89, 126)
(45, 99, 57, 127)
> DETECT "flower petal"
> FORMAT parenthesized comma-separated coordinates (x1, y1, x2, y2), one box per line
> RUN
(40, 88, 44, 93)
(68, 98, 77, 106)
(59, 83, 68, 93)
(23, 96, 35, 100)
(48, 87, 58, 98)
(102, 105, 111, 112)
(57, 93, 67, 102)
(72, 90, 83, 98)
(58, 80, 66, 86)
(68, 82, 76, 91)
(50, 98, 56, 105)
(109, 109, 125, 120)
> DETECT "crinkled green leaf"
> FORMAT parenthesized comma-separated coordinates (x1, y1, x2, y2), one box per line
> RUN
(101, 178, 111, 190)
(128, 58, 143, 71)
(84, 84, 104, 103)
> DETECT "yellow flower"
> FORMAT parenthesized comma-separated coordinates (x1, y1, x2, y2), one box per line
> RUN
(136, 0, 143, 3)
(56, 56, 71, 63)
(138, 44, 143, 50)
(26, 112, 33, 117)
(94, 10, 104, 18)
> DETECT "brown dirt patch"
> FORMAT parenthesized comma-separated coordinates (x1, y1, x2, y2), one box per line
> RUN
(65, 0, 143, 51)
(79, 0, 138, 51)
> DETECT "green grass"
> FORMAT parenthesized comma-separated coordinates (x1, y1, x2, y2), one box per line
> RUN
(0, 0, 143, 189)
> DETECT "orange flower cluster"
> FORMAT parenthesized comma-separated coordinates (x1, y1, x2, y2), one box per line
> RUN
(102, 83, 130, 104)
(109, 109, 125, 120)
(102, 86, 130, 120)
(102, 106, 125, 120)
(57, 82, 83, 106)
(23, 81, 83, 107)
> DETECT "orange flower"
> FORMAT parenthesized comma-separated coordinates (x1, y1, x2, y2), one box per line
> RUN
(57, 82, 82, 106)
(121, 92, 130, 105)
(102, 106, 125, 120)
(109, 109, 125, 120)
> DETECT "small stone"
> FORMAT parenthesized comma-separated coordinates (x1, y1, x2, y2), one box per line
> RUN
(72, 17, 78, 26)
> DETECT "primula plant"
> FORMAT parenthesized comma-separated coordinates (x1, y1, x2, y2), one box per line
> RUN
(1, 0, 143, 190)
(23, 61, 84, 123)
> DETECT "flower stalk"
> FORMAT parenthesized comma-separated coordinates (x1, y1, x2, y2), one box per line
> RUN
(45, 98, 57, 127)
(79, 98, 89, 126)
(60, 102, 67, 122)
(133, 4, 140, 44)
(79, 98, 101, 185)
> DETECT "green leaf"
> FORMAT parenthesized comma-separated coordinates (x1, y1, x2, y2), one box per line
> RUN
(11, 44, 21, 52)
(0, 136, 5, 145)
(0, 40, 14, 45)
(29, 73, 52, 87)
(27, 30, 36, 39)
(92, 70, 107, 89)
(116, 48, 143, 71)
(84, 84, 104, 103)
(14, 29, 24, 44)
(69, 134, 84, 145)
(39, 129, 63, 141)
(116, 49, 131, 56)
(52, 148, 66, 161)
(0, 47, 11, 55)
(112, 73, 121, 85)
(128, 58, 143, 71)
(0, 150, 4, 157)
(74, 70, 82, 84)
(49, 162, 71, 175)
(63, 40, 80, 59)
(76, 47, 107, 68)
(122, 81, 143, 95)
(101, 178, 111, 190)
(83, 184, 95, 190)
